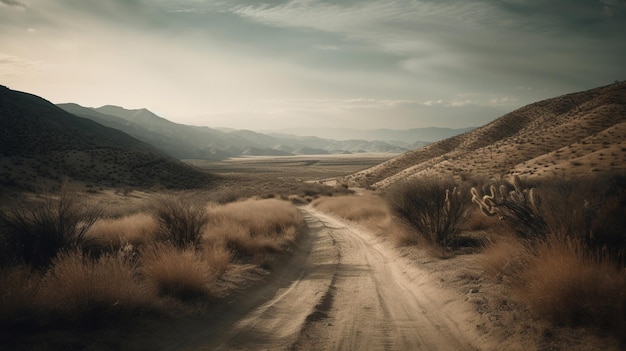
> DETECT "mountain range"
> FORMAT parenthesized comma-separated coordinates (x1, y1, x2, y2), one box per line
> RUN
(58, 104, 452, 159)
(0, 85, 215, 191)
(348, 81, 626, 188)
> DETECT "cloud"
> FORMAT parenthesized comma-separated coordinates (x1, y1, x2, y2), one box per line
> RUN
(0, 0, 26, 8)
(0, 53, 45, 77)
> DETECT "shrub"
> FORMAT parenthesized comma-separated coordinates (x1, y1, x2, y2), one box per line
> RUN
(517, 234, 626, 335)
(87, 213, 156, 250)
(536, 175, 626, 257)
(141, 243, 224, 300)
(41, 250, 156, 326)
(0, 266, 42, 329)
(386, 177, 471, 250)
(150, 196, 208, 248)
(0, 192, 101, 269)
(311, 194, 389, 223)
(205, 199, 302, 260)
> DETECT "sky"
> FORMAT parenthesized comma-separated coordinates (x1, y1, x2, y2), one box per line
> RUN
(1, 0, 625, 132)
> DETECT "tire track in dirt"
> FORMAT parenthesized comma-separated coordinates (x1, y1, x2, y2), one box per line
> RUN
(174, 206, 488, 350)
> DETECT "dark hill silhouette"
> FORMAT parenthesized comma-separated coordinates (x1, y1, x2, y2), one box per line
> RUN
(348, 81, 626, 188)
(0, 86, 215, 191)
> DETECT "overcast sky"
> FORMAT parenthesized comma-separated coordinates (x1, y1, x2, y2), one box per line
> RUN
(1, 0, 625, 131)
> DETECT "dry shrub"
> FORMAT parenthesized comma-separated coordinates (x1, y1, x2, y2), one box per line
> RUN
(517, 235, 626, 336)
(311, 194, 389, 223)
(386, 177, 471, 250)
(0, 192, 101, 269)
(0, 266, 42, 328)
(87, 213, 156, 249)
(464, 207, 500, 231)
(536, 175, 626, 256)
(205, 199, 302, 260)
(479, 235, 529, 279)
(41, 250, 156, 326)
(141, 243, 227, 300)
(151, 196, 208, 248)
(311, 194, 415, 246)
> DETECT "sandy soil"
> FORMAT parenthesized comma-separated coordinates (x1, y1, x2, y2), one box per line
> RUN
(162, 206, 495, 351)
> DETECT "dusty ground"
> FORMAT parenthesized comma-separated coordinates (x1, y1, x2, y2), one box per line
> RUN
(144, 206, 494, 351)
(146, 204, 622, 351)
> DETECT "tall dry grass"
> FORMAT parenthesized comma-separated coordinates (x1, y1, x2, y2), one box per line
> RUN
(517, 234, 626, 335)
(41, 250, 157, 326)
(141, 243, 230, 300)
(205, 199, 303, 262)
(311, 194, 414, 245)
(87, 212, 156, 249)
(311, 194, 388, 223)
(476, 174, 626, 339)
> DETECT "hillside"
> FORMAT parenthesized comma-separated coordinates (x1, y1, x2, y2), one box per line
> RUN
(0, 86, 215, 191)
(59, 104, 410, 159)
(348, 82, 626, 188)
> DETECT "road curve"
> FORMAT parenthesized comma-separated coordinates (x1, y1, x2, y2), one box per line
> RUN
(174, 205, 485, 351)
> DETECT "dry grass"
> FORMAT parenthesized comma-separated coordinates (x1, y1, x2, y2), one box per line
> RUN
(311, 193, 414, 246)
(140, 243, 228, 300)
(0, 266, 42, 328)
(205, 199, 302, 262)
(311, 194, 388, 223)
(517, 235, 626, 335)
(41, 251, 157, 325)
(87, 213, 156, 249)
(479, 235, 529, 280)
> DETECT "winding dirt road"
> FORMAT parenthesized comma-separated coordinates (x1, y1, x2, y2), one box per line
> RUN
(169, 206, 487, 351)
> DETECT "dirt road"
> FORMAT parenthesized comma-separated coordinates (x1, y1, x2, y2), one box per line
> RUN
(170, 206, 487, 351)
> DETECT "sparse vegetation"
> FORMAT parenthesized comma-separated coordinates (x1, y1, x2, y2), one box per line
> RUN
(386, 177, 471, 251)
(0, 189, 304, 349)
(0, 192, 101, 269)
(475, 174, 626, 339)
(151, 196, 208, 248)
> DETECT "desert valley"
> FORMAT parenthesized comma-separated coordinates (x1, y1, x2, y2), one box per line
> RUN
(0, 81, 625, 350)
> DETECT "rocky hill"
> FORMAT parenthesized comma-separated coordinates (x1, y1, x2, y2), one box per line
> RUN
(347, 82, 626, 188)
(0, 86, 215, 191)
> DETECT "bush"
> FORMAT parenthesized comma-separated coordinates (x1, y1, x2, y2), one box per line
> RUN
(205, 199, 302, 261)
(517, 234, 626, 336)
(0, 192, 101, 269)
(311, 194, 389, 223)
(386, 177, 470, 250)
(150, 196, 208, 248)
(141, 243, 225, 300)
(41, 250, 156, 326)
(536, 174, 626, 257)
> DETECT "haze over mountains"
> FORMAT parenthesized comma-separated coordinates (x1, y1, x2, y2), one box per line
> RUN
(0, 86, 214, 191)
(2, 81, 625, 192)
(349, 81, 626, 188)
(59, 104, 462, 159)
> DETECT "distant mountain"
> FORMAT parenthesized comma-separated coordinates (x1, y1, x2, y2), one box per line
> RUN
(348, 82, 626, 188)
(262, 127, 474, 143)
(0, 86, 215, 191)
(59, 104, 412, 159)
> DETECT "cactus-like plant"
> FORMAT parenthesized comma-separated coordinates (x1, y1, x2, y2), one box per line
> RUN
(471, 176, 546, 241)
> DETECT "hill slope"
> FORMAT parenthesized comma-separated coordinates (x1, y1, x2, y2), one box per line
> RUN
(348, 82, 626, 188)
(0, 86, 215, 190)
